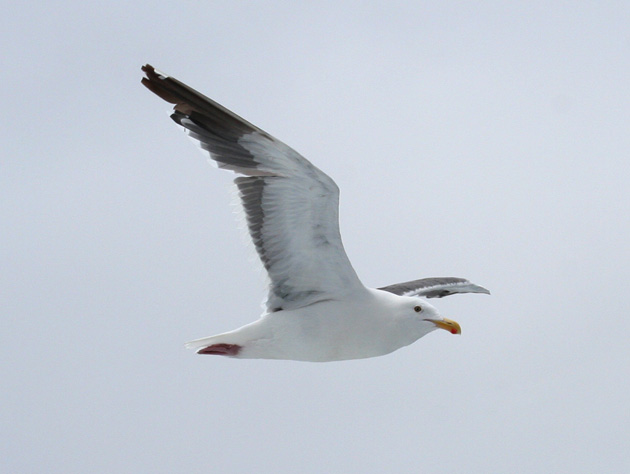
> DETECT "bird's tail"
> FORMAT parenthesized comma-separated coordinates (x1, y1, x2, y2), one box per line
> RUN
(185, 320, 260, 356)
(185, 335, 222, 352)
(184, 330, 245, 356)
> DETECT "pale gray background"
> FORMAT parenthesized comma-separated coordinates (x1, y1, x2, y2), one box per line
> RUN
(2, 1, 629, 473)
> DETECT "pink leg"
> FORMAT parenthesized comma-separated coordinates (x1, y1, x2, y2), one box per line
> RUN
(197, 343, 241, 356)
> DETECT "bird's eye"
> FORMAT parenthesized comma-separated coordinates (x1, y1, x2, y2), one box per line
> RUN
(414, 305, 422, 313)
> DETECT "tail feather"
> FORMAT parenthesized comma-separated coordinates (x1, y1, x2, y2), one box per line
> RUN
(184, 320, 262, 355)
(185, 335, 222, 352)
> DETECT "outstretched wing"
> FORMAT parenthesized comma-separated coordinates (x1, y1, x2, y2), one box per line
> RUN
(378, 277, 490, 298)
(142, 65, 364, 311)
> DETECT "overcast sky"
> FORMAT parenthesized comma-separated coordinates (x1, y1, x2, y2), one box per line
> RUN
(2, 2, 629, 473)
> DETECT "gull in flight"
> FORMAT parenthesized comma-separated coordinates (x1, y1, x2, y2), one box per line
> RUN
(142, 64, 489, 362)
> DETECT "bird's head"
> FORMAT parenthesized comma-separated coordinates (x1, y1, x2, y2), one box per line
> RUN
(402, 297, 462, 336)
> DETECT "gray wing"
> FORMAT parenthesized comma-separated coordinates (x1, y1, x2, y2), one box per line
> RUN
(378, 277, 490, 298)
(142, 65, 365, 312)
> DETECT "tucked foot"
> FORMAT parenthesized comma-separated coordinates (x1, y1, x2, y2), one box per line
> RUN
(197, 343, 241, 356)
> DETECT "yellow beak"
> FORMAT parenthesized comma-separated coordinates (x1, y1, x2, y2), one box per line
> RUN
(425, 317, 461, 335)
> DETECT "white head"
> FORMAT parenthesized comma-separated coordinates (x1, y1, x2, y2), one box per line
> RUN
(409, 297, 461, 335)
(380, 291, 462, 339)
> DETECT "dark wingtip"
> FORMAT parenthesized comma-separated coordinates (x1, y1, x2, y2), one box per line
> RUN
(141, 64, 180, 104)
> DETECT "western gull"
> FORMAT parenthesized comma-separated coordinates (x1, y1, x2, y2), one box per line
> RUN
(141, 64, 489, 362)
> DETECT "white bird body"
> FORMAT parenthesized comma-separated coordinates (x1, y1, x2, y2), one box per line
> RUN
(186, 289, 440, 362)
(141, 64, 489, 362)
